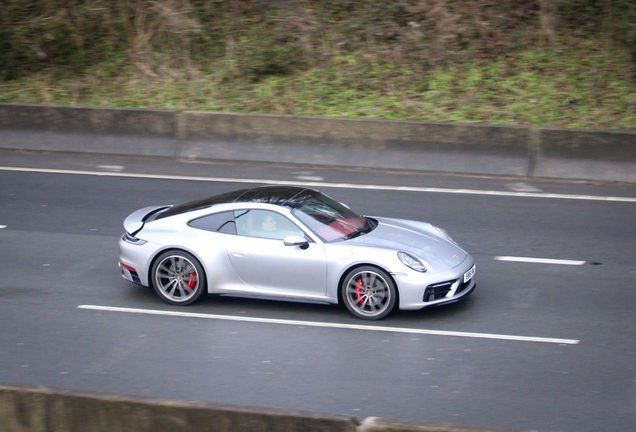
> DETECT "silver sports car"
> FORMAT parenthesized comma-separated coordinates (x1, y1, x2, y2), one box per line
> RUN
(119, 186, 475, 320)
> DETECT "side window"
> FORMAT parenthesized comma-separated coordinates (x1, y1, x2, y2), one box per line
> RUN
(188, 211, 236, 234)
(234, 210, 305, 240)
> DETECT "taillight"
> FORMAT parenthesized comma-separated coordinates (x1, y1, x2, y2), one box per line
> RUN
(123, 232, 147, 245)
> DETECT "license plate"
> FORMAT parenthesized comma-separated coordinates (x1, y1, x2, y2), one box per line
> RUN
(464, 264, 476, 283)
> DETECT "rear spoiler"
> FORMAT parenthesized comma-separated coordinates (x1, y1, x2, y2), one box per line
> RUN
(123, 206, 171, 236)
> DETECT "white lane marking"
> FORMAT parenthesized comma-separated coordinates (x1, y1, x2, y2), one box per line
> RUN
(296, 176, 324, 181)
(77, 305, 580, 345)
(506, 182, 542, 193)
(0, 225, 6, 229)
(97, 165, 124, 172)
(292, 171, 324, 181)
(1, 166, 636, 203)
(495, 256, 586, 266)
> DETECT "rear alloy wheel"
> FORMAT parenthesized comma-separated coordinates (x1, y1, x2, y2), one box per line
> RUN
(151, 251, 206, 305)
(342, 266, 396, 320)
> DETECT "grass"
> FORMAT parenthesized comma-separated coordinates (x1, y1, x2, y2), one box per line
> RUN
(1, 36, 635, 131)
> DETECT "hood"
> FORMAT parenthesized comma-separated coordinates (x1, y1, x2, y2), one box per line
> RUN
(346, 217, 467, 270)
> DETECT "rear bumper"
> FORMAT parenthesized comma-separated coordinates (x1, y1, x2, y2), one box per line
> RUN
(119, 235, 155, 287)
(119, 262, 142, 285)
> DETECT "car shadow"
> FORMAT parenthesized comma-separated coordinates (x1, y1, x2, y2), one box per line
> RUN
(193, 291, 478, 325)
(122, 283, 478, 326)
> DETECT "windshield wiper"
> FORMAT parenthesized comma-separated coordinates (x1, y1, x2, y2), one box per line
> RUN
(345, 230, 365, 240)
(344, 221, 373, 240)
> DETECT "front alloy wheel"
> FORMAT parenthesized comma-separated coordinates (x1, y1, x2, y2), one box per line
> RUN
(151, 251, 206, 305)
(342, 266, 396, 320)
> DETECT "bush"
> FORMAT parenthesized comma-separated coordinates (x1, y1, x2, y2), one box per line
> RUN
(557, 0, 636, 74)
(1, 0, 635, 81)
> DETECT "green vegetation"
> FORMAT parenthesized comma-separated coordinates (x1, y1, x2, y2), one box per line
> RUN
(1, 0, 635, 130)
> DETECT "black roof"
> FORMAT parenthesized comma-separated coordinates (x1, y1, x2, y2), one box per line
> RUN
(155, 186, 314, 220)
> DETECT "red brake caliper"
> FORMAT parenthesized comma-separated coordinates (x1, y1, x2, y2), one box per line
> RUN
(188, 272, 197, 288)
(356, 278, 363, 304)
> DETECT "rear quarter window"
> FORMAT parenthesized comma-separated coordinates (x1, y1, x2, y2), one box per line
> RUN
(188, 211, 236, 234)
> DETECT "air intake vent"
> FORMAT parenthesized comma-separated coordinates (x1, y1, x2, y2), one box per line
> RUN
(424, 280, 455, 302)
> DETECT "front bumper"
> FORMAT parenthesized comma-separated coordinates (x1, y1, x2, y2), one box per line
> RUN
(395, 258, 476, 310)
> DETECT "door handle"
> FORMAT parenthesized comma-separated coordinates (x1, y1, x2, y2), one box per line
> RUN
(231, 251, 249, 257)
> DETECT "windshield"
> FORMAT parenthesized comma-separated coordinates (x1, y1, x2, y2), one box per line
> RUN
(292, 193, 373, 242)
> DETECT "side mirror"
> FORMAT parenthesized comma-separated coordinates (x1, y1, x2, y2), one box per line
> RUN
(283, 235, 310, 250)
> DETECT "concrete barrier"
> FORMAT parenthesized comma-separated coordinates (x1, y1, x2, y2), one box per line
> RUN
(0, 103, 179, 157)
(0, 102, 635, 182)
(181, 111, 532, 176)
(0, 384, 558, 432)
(0, 103, 176, 136)
(534, 127, 636, 182)
(0, 384, 358, 432)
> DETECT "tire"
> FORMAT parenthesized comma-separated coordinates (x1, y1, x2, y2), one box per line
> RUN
(341, 266, 396, 320)
(151, 250, 206, 305)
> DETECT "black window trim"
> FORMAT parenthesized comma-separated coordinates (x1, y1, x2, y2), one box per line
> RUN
(187, 210, 237, 235)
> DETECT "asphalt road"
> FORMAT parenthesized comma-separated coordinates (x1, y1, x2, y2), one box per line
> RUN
(1, 150, 635, 432)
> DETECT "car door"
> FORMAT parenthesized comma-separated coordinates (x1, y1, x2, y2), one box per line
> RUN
(227, 209, 327, 297)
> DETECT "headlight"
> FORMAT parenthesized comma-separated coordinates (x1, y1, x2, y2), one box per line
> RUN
(398, 251, 427, 272)
(432, 225, 455, 243)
